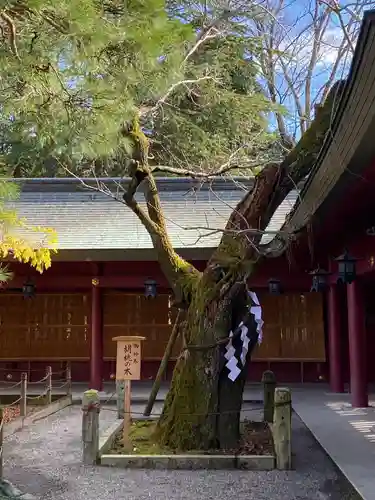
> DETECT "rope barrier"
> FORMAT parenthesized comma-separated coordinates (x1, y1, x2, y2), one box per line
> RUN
(100, 405, 263, 417)
(99, 390, 262, 417)
(27, 373, 51, 385)
(26, 391, 48, 401)
(52, 381, 68, 390)
(0, 367, 71, 411)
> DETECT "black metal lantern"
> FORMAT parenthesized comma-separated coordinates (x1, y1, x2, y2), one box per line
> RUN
(335, 250, 358, 285)
(268, 278, 282, 295)
(144, 278, 157, 298)
(309, 267, 331, 292)
(22, 279, 35, 299)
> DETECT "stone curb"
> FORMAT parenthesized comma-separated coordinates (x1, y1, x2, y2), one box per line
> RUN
(98, 420, 124, 457)
(3, 395, 72, 438)
(100, 453, 275, 470)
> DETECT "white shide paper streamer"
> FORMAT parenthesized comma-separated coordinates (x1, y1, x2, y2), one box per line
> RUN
(225, 291, 263, 382)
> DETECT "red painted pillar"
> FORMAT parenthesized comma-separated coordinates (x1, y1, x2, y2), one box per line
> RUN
(327, 286, 344, 393)
(347, 280, 368, 407)
(90, 281, 103, 391)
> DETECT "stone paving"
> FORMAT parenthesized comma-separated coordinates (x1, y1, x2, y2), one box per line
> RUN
(292, 387, 375, 500)
(2, 403, 360, 500)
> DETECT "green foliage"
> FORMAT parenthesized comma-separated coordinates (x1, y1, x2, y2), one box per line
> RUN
(0, 0, 276, 176)
(0, 0, 192, 173)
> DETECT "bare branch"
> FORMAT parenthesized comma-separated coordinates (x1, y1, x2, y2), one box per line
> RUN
(319, 0, 356, 53)
(151, 157, 278, 179)
(141, 76, 217, 119)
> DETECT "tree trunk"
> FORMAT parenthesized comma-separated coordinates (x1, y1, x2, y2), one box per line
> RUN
(156, 276, 258, 450)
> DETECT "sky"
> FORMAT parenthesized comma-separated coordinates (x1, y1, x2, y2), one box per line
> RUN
(257, 0, 368, 139)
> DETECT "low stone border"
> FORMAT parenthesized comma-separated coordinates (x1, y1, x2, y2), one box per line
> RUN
(3, 395, 72, 438)
(98, 420, 124, 457)
(97, 417, 275, 470)
(100, 453, 275, 470)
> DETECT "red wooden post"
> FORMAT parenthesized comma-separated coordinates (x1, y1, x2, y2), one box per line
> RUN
(90, 279, 103, 391)
(327, 285, 344, 393)
(347, 280, 368, 408)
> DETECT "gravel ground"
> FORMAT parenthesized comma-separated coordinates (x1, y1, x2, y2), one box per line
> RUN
(2, 405, 361, 500)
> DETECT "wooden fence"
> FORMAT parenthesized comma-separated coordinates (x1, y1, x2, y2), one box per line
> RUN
(0, 365, 71, 479)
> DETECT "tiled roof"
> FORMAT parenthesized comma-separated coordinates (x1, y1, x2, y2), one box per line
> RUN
(7, 177, 299, 251)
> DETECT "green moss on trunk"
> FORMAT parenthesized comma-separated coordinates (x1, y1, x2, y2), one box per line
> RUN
(156, 276, 252, 451)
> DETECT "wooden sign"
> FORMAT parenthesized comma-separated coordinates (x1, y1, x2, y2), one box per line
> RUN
(113, 336, 145, 381)
(113, 335, 146, 450)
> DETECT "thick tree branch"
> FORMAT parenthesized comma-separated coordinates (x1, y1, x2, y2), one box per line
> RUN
(61, 153, 200, 305)
(120, 119, 202, 305)
(209, 79, 346, 268)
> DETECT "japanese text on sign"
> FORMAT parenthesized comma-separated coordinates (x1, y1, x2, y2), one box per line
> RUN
(115, 339, 142, 381)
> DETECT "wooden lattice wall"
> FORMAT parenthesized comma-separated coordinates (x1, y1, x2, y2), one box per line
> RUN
(253, 292, 326, 361)
(103, 292, 179, 359)
(0, 291, 325, 361)
(0, 293, 90, 359)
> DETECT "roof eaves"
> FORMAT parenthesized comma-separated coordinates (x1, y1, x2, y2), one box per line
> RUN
(292, 9, 375, 205)
(10, 175, 255, 194)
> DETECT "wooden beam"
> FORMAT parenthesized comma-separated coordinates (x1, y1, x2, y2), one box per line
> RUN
(3, 274, 169, 290)
(1, 269, 311, 291)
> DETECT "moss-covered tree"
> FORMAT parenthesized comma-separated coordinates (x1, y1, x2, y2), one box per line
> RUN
(0, 0, 346, 450)
(119, 79, 344, 450)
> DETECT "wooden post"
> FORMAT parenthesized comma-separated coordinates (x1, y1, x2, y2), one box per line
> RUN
(66, 363, 72, 397)
(45, 366, 52, 405)
(82, 390, 100, 465)
(327, 285, 345, 392)
(347, 281, 368, 407)
(0, 407, 3, 480)
(273, 387, 292, 470)
(144, 311, 182, 416)
(20, 372, 27, 417)
(90, 280, 103, 391)
(113, 336, 145, 450)
(261, 370, 276, 423)
(123, 380, 132, 451)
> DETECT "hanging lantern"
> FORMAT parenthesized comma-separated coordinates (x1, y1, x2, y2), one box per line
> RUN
(144, 278, 157, 298)
(22, 279, 35, 299)
(335, 250, 358, 285)
(268, 278, 282, 295)
(309, 267, 330, 292)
